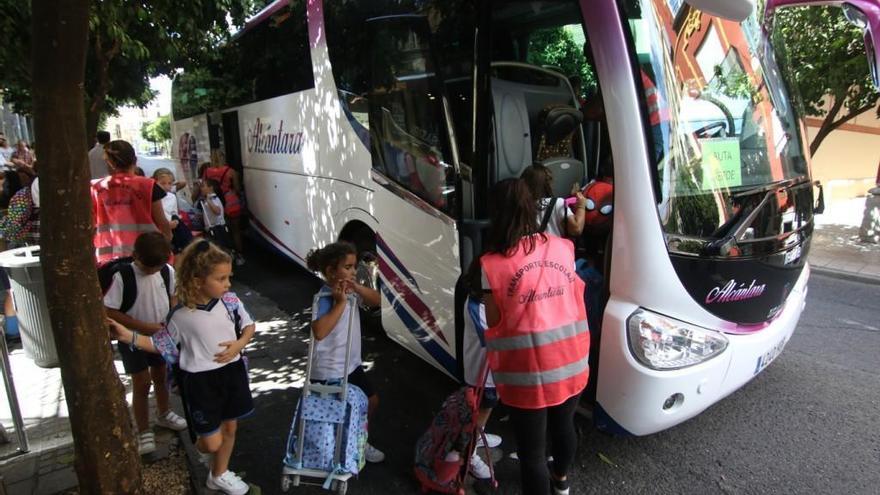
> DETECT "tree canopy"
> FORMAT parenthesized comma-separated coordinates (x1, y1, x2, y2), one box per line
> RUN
(141, 114, 171, 145)
(527, 27, 595, 99)
(772, 5, 879, 154)
(0, 0, 258, 139)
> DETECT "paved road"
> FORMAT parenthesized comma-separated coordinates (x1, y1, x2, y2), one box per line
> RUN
(228, 239, 880, 494)
(136, 155, 181, 180)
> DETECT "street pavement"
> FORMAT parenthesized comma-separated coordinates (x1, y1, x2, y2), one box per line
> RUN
(224, 239, 880, 495)
(136, 155, 180, 180)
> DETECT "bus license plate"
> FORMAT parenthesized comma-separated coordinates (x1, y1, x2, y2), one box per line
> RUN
(753, 336, 789, 375)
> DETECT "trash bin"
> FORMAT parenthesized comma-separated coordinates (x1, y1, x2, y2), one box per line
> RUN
(0, 246, 58, 368)
(860, 187, 880, 244)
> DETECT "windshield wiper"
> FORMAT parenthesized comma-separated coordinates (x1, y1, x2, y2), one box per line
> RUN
(731, 176, 811, 199)
(702, 177, 811, 256)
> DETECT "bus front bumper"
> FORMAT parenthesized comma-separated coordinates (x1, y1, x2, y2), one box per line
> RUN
(594, 266, 810, 436)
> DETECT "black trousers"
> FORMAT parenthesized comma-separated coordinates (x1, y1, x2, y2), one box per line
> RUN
(508, 393, 581, 495)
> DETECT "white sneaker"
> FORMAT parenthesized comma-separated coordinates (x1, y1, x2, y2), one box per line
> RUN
(475, 431, 502, 449)
(206, 470, 249, 495)
(364, 442, 385, 463)
(156, 410, 188, 431)
(138, 430, 156, 455)
(469, 451, 492, 480)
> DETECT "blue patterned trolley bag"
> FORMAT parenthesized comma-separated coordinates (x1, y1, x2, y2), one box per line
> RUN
(281, 295, 366, 495)
(284, 383, 368, 477)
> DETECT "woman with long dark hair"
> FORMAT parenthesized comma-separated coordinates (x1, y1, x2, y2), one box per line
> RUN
(480, 178, 589, 495)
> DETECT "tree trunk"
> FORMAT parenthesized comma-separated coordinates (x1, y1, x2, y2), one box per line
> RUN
(809, 96, 877, 156)
(85, 33, 120, 144)
(30, 1, 143, 493)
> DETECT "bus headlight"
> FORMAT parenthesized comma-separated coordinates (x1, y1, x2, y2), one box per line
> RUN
(627, 309, 728, 370)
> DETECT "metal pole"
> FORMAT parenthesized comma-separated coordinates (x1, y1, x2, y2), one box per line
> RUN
(0, 324, 29, 453)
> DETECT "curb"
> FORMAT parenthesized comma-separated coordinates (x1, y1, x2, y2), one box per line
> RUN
(177, 430, 208, 495)
(810, 266, 880, 286)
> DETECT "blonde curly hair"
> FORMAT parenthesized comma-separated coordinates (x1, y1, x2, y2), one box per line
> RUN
(175, 239, 232, 308)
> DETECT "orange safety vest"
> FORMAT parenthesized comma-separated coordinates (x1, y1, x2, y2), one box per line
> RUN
(203, 165, 242, 217)
(480, 235, 590, 409)
(642, 70, 668, 126)
(91, 174, 157, 266)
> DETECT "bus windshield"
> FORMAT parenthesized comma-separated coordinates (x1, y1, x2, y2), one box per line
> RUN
(625, 1, 813, 256)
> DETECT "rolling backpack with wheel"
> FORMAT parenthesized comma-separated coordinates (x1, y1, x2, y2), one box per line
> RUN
(281, 294, 367, 494)
(413, 361, 496, 494)
(283, 382, 368, 477)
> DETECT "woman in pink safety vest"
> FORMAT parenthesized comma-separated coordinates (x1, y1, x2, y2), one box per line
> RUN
(480, 178, 589, 495)
(92, 140, 171, 269)
(202, 150, 244, 264)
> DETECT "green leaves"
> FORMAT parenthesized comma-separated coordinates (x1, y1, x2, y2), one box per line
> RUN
(0, 0, 257, 130)
(141, 114, 171, 144)
(773, 6, 878, 118)
(772, 5, 879, 152)
(526, 26, 596, 98)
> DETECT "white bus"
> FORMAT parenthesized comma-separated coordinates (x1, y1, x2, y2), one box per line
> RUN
(171, 0, 880, 435)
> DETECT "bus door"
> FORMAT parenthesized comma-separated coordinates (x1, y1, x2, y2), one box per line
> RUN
(221, 111, 244, 188)
(365, 14, 464, 378)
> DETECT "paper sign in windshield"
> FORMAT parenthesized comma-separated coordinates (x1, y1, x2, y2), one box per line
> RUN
(701, 138, 742, 190)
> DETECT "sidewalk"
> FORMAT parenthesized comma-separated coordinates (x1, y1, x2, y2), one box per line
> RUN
(0, 343, 186, 494)
(809, 197, 880, 283)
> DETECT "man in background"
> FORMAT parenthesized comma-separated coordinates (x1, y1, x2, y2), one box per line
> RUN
(89, 130, 112, 180)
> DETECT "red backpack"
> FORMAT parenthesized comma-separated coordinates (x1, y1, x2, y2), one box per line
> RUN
(413, 364, 496, 494)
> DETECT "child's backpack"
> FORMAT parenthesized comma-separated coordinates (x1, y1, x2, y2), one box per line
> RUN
(283, 383, 369, 479)
(100, 259, 172, 313)
(413, 366, 496, 494)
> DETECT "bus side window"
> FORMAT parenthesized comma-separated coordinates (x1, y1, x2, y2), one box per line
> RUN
(325, 1, 372, 148)
(237, 1, 314, 105)
(365, 16, 455, 213)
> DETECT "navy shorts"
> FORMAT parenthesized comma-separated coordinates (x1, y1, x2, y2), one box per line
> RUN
(480, 387, 499, 410)
(0, 269, 10, 291)
(117, 342, 166, 374)
(181, 359, 253, 436)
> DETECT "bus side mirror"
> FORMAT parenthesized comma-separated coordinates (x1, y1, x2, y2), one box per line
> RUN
(686, 0, 755, 22)
(843, 3, 880, 89)
(814, 181, 825, 215)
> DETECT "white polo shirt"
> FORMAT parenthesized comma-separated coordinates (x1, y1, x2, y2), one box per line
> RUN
(166, 295, 254, 373)
(161, 189, 178, 221)
(103, 263, 175, 324)
(537, 197, 568, 238)
(310, 287, 362, 380)
(201, 195, 225, 228)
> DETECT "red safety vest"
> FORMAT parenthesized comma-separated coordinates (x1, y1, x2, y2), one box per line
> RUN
(480, 235, 590, 409)
(203, 165, 242, 217)
(91, 174, 157, 266)
(642, 71, 668, 126)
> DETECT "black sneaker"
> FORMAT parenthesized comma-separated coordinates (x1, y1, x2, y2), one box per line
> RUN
(549, 462, 570, 495)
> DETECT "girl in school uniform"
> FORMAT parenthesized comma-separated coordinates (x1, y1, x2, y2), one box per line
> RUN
(110, 239, 255, 495)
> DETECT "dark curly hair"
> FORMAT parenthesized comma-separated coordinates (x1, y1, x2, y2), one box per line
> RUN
(305, 242, 357, 276)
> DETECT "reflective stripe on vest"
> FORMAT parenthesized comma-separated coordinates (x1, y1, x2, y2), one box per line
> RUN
(487, 320, 588, 352)
(481, 236, 590, 409)
(493, 355, 589, 387)
(95, 223, 157, 233)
